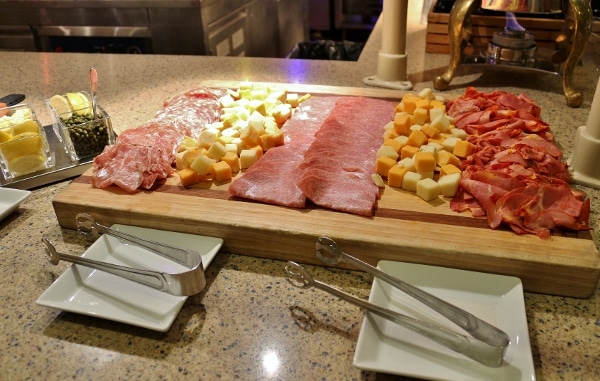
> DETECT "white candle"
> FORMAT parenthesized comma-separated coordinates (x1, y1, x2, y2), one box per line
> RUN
(381, 0, 408, 55)
(586, 76, 600, 139)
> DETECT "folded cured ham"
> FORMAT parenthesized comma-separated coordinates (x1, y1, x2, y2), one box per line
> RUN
(448, 87, 590, 238)
(92, 88, 226, 192)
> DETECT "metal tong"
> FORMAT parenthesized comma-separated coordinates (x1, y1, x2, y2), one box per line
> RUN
(42, 213, 206, 296)
(284, 236, 510, 368)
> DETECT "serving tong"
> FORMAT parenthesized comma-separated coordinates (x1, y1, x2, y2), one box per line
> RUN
(285, 236, 510, 368)
(42, 213, 206, 296)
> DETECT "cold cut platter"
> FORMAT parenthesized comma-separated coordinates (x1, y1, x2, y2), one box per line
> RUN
(52, 81, 600, 298)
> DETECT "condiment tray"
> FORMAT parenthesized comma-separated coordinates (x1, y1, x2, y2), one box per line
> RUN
(353, 261, 535, 380)
(36, 225, 223, 331)
(0, 124, 114, 190)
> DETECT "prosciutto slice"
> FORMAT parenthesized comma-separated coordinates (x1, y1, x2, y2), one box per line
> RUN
(228, 96, 339, 207)
(297, 96, 396, 216)
(92, 87, 225, 192)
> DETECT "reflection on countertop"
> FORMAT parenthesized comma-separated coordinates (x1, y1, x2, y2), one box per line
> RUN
(0, 1, 598, 380)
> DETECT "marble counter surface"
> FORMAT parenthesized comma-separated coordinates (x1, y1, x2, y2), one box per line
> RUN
(1, 2, 599, 380)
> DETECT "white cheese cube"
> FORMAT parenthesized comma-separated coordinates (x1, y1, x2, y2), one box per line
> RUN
(397, 157, 415, 171)
(206, 141, 227, 161)
(199, 129, 218, 148)
(442, 137, 460, 152)
(402, 171, 422, 192)
(418, 87, 435, 101)
(286, 93, 299, 107)
(240, 149, 259, 169)
(417, 178, 441, 201)
(190, 155, 216, 176)
(418, 170, 435, 180)
(429, 107, 444, 122)
(384, 121, 395, 131)
(431, 113, 450, 133)
(248, 111, 265, 134)
(419, 144, 438, 154)
(219, 94, 236, 108)
(225, 143, 239, 154)
(410, 124, 422, 131)
(371, 173, 386, 188)
(450, 128, 468, 140)
(394, 135, 409, 147)
(438, 172, 461, 197)
(377, 145, 399, 160)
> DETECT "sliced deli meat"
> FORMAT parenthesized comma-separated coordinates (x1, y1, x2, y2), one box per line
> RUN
(297, 96, 397, 216)
(447, 87, 590, 238)
(92, 87, 225, 192)
(228, 96, 339, 207)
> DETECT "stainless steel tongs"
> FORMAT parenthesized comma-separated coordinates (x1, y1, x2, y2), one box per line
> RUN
(284, 236, 510, 368)
(41, 213, 206, 296)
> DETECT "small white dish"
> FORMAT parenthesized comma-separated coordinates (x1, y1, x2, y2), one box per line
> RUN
(36, 225, 223, 332)
(0, 188, 31, 221)
(353, 261, 535, 381)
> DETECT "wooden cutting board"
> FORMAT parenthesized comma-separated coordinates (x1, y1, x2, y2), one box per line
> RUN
(52, 82, 600, 298)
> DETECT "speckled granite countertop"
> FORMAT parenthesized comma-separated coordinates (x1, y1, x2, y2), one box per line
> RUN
(1, 2, 599, 380)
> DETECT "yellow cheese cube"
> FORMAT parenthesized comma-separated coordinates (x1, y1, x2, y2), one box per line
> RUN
(400, 145, 420, 160)
(407, 130, 428, 147)
(259, 130, 284, 151)
(376, 156, 397, 177)
(438, 172, 461, 197)
(393, 113, 412, 136)
(430, 99, 446, 111)
(417, 178, 441, 201)
(211, 161, 233, 182)
(453, 140, 475, 158)
(440, 163, 461, 177)
(412, 107, 429, 126)
(402, 171, 422, 192)
(387, 166, 409, 188)
(401, 95, 419, 114)
(436, 150, 461, 167)
(414, 151, 436, 173)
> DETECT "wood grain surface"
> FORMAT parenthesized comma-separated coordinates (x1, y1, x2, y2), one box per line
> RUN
(52, 83, 600, 298)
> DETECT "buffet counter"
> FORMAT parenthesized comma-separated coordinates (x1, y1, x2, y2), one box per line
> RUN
(1, 2, 598, 380)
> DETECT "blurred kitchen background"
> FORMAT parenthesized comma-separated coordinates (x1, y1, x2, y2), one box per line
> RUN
(0, 0, 598, 58)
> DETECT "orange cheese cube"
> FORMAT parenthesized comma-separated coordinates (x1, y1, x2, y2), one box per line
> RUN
(221, 151, 240, 173)
(414, 151, 436, 173)
(436, 150, 461, 167)
(421, 123, 439, 139)
(401, 93, 419, 110)
(440, 164, 461, 177)
(415, 98, 432, 111)
(453, 140, 475, 158)
(383, 138, 403, 154)
(178, 168, 202, 186)
(211, 161, 233, 182)
(430, 99, 446, 111)
(400, 145, 420, 159)
(393, 113, 412, 136)
(259, 130, 284, 151)
(376, 156, 397, 177)
(407, 130, 428, 147)
(387, 165, 409, 188)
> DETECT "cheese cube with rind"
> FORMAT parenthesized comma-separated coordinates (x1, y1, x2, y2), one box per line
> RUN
(402, 171, 422, 192)
(438, 172, 461, 197)
(416, 178, 441, 201)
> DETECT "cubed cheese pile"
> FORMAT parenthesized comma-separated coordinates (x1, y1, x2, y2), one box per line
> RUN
(175, 82, 309, 186)
(374, 88, 472, 201)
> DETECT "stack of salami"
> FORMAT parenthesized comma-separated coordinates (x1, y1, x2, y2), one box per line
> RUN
(448, 87, 590, 238)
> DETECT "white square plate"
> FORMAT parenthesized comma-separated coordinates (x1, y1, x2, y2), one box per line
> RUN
(353, 261, 535, 381)
(36, 225, 223, 332)
(0, 188, 31, 221)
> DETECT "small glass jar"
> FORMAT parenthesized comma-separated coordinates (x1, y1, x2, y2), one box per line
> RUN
(0, 104, 54, 179)
(47, 91, 115, 161)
